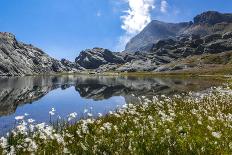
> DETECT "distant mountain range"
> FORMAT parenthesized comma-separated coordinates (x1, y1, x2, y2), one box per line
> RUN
(125, 11, 232, 52)
(0, 11, 232, 76)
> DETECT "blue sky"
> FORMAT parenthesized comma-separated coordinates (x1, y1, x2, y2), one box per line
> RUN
(0, 0, 232, 60)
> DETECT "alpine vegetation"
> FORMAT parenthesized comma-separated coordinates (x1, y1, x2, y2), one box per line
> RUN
(1, 85, 232, 154)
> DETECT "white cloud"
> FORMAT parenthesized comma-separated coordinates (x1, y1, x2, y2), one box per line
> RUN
(116, 0, 156, 51)
(160, 0, 168, 13)
(121, 0, 155, 34)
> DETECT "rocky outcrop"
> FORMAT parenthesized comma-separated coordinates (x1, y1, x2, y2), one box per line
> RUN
(154, 51, 232, 72)
(61, 59, 84, 71)
(75, 48, 125, 69)
(0, 33, 80, 76)
(116, 59, 157, 72)
(126, 11, 232, 52)
(91, 31, 232, 72)
(193, 11, 232, 25)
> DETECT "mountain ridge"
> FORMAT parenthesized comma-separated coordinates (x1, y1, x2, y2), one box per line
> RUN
(0, 32, 84, 76)
(125, 11, 232, 52)
(1, 11, 232, 76)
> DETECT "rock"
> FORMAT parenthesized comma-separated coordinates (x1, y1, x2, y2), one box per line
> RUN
(203, 34, 222, 43)
(204, 39, 232, 53)
(116, 60, 157, 72)
(75, 48, 125, 69)
(61, 59, 85, 71)
(96, 64, 120, 72)
(123, 54, 137, 62)
(92, 30, 230, 73)
(170, 64, 194, 71)
(0, 33, 79, 76)
(154, 66, 170, 72)
(155, 39, 176, 49)
(189, 34, 201, 40)
(193, 39, 204, 46)
(194, 11, 232, 25)
(125, 20, 191, 52)
(222, 31, 232, 39)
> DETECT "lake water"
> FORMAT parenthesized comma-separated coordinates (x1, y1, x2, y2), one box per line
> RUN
(0, 75, 223, 135)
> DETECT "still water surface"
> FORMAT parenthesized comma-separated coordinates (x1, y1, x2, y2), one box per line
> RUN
(0, 75, 223, 135)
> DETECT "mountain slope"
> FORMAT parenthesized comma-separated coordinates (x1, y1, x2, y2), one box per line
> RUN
(125, 11, 232, 52)
(0, 33, 82, 76)
(125, 21, 192, 52)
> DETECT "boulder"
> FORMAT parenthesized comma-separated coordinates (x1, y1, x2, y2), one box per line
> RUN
(75, 48, 125, 69)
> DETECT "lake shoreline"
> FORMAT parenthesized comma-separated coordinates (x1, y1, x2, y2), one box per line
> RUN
(1, 67, 232, 79)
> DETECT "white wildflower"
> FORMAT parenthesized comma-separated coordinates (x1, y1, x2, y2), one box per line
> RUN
(212, 131, 221, 139)
(49, 111, 55, 116)
(87, 113, 93, 117)
(103, 122, 112, 131)
(36, 123, 45, 130)
(63, 147, 70, 154)
(98, 113, 103, 117)
(15, 115, 24, 120)
(80, 143, 87, 151)
(84, 109, 88, 113)
(27, 119, 35, 123)
(68, 112, 77, 121)
(0, 137, 8, 149)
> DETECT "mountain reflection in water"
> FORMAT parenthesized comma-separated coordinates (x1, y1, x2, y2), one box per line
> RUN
(0, 75, 222, 117)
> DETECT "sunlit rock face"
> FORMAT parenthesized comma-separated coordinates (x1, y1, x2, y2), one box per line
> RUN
(75, 48, 125, 69)
(0, 33, 81, 76)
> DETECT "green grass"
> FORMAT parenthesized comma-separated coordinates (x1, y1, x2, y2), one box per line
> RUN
(1, 84, 232, 154)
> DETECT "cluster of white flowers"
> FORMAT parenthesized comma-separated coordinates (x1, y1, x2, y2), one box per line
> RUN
(0, 85, 232, 154)
(49, 108, 56, 116)
(68, 112, 77, 121)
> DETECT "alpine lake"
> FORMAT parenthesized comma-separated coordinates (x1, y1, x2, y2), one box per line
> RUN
(0, 74, 225, 135)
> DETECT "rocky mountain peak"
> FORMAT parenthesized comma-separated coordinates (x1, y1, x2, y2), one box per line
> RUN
(125, 11, 232, 52)
(0, 32, 15, 39)
(193, 11, 232, 25)
(75, 48, 125, 69)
